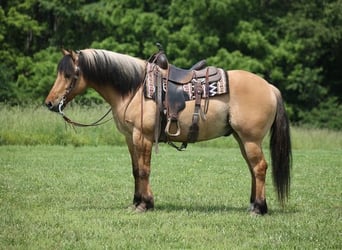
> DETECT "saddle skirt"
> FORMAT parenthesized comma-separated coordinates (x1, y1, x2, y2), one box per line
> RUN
(145, 63, 228, 100)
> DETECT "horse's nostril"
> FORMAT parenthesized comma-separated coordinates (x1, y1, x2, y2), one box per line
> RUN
(45, 101, 53, 110)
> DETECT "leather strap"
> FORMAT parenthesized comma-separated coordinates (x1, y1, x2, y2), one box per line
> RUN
(187, 76, 203, 143)
(154, 68, 163, 153)
(62, 108, 112, 127)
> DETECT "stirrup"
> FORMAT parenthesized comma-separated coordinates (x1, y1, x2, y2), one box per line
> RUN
(165, 118, 181, 137)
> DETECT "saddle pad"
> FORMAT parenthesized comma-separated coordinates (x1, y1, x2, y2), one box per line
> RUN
(145, 63, 228, 100)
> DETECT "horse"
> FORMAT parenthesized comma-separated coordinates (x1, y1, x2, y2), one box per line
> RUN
(45, 48, 292, 215)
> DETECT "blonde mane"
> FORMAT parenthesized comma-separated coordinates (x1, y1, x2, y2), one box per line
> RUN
(79, 49, 145, 94)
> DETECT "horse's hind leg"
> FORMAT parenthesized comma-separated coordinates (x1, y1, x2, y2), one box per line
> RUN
(234, 134, 268, 215)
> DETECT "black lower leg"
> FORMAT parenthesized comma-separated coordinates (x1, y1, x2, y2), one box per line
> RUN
(133, 194, 154, 211)
(251, 199, 268, 215)
(133, 193, 142, 205)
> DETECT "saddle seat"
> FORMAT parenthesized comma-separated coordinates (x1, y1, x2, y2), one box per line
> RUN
(168, 64, 219, 84)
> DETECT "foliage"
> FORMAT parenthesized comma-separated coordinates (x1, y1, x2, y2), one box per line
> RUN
(0, 0, 341, 129)
(299, 96, 342, 130)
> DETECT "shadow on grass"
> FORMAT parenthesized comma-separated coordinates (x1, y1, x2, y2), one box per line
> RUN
(156, 202, 247, 214)
(72, 201, 299, 215)
(155, 202, 299, 215)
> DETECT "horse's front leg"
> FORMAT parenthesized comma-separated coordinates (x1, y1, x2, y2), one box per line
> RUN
(126, 130, 154, 212)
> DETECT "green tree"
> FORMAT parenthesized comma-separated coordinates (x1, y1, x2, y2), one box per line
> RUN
(0, 0, 341, 129)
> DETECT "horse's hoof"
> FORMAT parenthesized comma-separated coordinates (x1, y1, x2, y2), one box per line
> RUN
(126, 203, 153, 213)
(126, 204, 138, 212)
(248, 200, 268, 215)
(248, 203, 254, 212)
(134, 204, 147, 213)
(250, 210, 262, 216)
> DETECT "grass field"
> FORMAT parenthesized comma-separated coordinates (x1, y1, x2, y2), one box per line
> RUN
(1, 104, 342, 149)
(1, 145, 341, 249)
(0, 105, 342, 249)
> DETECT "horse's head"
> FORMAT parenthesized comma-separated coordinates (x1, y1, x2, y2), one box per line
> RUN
(45, 49, 87, 113)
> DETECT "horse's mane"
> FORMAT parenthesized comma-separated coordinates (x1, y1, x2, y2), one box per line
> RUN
(77, 49, 145, 95)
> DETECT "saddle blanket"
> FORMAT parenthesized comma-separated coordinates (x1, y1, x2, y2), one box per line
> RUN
(145, 63, 228, 100)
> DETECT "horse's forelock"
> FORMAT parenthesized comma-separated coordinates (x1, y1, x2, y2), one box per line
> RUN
(79, 49, 144, 94)
(57, 55, 74, 77)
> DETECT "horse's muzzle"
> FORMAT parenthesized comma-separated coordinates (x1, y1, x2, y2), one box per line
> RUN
(45, 101, 62, 113)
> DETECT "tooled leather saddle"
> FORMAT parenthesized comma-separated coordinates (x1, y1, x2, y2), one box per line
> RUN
(145, 45, 229, 151)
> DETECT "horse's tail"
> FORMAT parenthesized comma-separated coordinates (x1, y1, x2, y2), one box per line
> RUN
(270, 90, 292, 205)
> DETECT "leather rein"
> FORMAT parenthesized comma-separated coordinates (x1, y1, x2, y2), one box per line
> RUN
(57, 65, 113, 128)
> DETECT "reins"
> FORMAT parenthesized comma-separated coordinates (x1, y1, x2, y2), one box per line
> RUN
(58, 95, 112, 128)
(60, 107, 113, 127)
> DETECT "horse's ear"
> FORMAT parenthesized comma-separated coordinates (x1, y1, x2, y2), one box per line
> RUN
(70, 50, 78, 61)
(61, 48, 69, 55)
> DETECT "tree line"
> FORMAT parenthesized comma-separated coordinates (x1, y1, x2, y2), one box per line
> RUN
(0, 0, 341, 129)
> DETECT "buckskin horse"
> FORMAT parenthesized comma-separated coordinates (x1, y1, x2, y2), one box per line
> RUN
(45, 48, 292, 215)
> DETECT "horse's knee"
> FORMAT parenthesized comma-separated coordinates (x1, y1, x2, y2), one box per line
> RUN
(139, 168, 150, 178)
(132, 165, 150, 179)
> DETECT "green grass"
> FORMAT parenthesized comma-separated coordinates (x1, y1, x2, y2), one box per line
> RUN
(1, 104, 342, 149)
(1, 145, 341, 249)
(0, 104, 125, 146)
(1, 104, 342, 248)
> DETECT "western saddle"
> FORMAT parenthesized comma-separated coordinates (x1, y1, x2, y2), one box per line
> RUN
(147, 44, 228, 151)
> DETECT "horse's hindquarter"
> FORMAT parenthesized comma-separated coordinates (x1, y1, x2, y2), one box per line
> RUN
(228, 70, 277, 139)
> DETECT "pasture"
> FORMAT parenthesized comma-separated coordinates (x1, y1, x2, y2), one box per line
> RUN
(0, 105, 341, 249)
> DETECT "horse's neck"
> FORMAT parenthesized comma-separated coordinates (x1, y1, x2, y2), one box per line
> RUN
(88, 72, 144, 125)
(89, 82, 132, 108)
(83, 51, 146, 123)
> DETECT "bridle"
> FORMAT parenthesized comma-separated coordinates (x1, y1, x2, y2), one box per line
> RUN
(57, 60, 112, 128)
(58, 66, 80, 115)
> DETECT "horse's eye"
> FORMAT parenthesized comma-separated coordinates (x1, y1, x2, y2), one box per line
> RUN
(64, 73, 71, 79)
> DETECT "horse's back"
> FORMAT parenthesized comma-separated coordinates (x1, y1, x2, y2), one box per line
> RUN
(228, 70, 278, 139)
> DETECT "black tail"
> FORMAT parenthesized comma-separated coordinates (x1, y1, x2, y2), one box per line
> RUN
(270, 94, 292, 205)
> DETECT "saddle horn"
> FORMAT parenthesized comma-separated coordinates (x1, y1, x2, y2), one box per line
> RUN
(153, 43, 168, 69)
